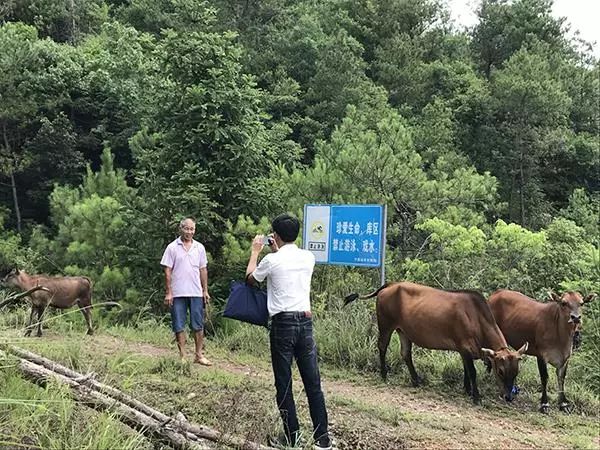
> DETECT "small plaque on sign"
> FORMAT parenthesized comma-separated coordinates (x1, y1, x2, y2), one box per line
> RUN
(308, 241, 326, 251)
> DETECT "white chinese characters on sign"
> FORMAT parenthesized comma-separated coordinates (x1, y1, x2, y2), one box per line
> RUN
(332, 238, 377, 253)
(335, 221, 378, 236)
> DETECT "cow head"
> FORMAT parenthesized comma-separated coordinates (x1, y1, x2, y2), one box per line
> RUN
(481, 342, 528, 402)
(549, 291, 596, 326)
(2, 268, 21, 288)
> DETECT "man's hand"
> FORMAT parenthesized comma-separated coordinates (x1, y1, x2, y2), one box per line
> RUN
(203, 292, 211, 305)
(252, 235, 265, 253)
(164, 293, 173, 307)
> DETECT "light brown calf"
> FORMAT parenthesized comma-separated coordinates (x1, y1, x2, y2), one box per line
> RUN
(2, 269, 93, 337)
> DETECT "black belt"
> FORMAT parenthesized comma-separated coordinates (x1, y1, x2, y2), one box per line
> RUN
(272, 311, 312, 321)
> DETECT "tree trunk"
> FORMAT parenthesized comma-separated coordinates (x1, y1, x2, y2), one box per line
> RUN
(2, 123, 21, 233)
(519, 156, 525, 226)
(517, 127, 526, 227)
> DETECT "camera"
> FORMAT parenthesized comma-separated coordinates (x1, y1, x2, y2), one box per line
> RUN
(262, 236, 274, 246)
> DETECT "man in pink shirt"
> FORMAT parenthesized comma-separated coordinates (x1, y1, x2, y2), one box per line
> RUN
(160, 217, 212, 365)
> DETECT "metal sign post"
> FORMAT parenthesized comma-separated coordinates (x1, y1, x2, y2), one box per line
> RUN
(303, 204, 386, 283)
(380, 204, 387, 286)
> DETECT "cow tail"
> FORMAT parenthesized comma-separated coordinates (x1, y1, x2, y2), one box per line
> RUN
(344, 283, 391, 306)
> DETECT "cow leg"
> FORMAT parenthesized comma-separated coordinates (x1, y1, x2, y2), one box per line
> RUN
(378, 326, 394, 381)
(24, 306, 37, 337)
(35, 305, 47, 337)
(398, 331, 422, 387)
(462, 354, 480, 404)
(461, 357, 472, 395)
(78, 301, 93, 335)
(537, 357, 550, 414)
(557, 361, 572, 412)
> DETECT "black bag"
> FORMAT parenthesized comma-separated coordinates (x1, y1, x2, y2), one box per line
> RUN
(223, 280, 269, 327)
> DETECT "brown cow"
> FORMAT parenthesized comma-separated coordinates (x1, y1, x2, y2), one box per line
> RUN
(2, 269, 93, 337)
(488, 289, 596, 413)
(345, 282, 528, 404)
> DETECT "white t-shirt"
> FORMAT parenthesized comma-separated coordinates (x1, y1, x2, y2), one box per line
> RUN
(252, 244, 315, 317)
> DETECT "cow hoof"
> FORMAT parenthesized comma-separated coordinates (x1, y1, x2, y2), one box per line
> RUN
(36, 333, 42, 338)
(472, 397, 482, 406)
(87, 329, 94, 336)
(411, 376, 423, 387)
(559, 402, 573, 413)
(539, 403, 550, 414)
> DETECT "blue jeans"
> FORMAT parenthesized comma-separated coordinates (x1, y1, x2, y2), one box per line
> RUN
(171, 297, 204, 333)
(270, 312, 328, 444)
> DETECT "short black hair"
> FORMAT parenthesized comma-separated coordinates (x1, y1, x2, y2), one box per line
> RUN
(272, 214, 300, 243)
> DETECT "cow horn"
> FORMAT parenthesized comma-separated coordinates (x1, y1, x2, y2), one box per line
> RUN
(583, 293, 597, 304)
(481, 348, 495, 358)
(517, 342, 529, 356)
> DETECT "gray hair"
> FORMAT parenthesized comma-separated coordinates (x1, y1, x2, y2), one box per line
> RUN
(179, 217, 196, 228)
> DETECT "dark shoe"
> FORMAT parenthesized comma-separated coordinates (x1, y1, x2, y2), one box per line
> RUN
(314, 435, 332, 450)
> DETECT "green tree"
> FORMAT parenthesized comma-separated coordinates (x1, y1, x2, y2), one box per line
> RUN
(487, 45, 571, 227)
(1, 0, 108, 42)
(0, 23, 82, 231)
(31, 148, 138, 303)
(471, 0, 566, 78)
(274, 105, 499, 255)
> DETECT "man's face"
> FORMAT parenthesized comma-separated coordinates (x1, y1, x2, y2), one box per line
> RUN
(180, 220, 196, 241)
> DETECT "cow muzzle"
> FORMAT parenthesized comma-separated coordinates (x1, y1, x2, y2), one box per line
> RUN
(503, 385, 519, 402)
(569, 314, 581, 324)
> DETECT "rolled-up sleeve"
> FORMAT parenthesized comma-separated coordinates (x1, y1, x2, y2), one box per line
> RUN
(252, 256, 271, 282)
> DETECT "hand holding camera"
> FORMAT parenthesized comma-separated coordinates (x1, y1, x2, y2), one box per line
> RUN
(262, 236, 275, 246)
(252, 234, 277, 253)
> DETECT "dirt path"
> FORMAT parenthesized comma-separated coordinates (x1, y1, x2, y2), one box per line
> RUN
(77, 334, 598, 449)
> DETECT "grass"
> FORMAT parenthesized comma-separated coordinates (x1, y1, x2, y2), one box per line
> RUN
(0, 365, 150, 450)
(0, 303, 599, 449)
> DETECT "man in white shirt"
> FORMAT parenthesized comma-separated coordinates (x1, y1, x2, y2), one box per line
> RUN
(246, 214, 331, 450)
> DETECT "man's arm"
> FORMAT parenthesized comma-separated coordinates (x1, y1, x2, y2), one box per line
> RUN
(200, 267, 210, 302)
(246, 235, 265, 285)
(164, 267, 173, 306)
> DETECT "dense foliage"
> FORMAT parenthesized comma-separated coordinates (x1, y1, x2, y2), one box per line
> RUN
(0, 0, 598, 391)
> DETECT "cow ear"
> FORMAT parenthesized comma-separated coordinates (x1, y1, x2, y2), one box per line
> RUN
(481, 348, 495, 358)
(583, 293, 597, 304)
(517, 342, 529, 357)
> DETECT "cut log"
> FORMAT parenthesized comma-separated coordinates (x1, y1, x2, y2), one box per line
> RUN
(0, 349, 212, 449)
(5, 345, 275, 450)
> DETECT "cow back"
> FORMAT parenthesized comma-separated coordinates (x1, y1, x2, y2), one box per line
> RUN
(489, 290, 547, 357)
(378, 282, 506, 356)
(29, 275, 92, 308)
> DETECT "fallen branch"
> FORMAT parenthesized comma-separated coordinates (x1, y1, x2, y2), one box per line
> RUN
(4, 346, 275, 450)
(0, 286, 51, 309)
(0, 349, 211, 449)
